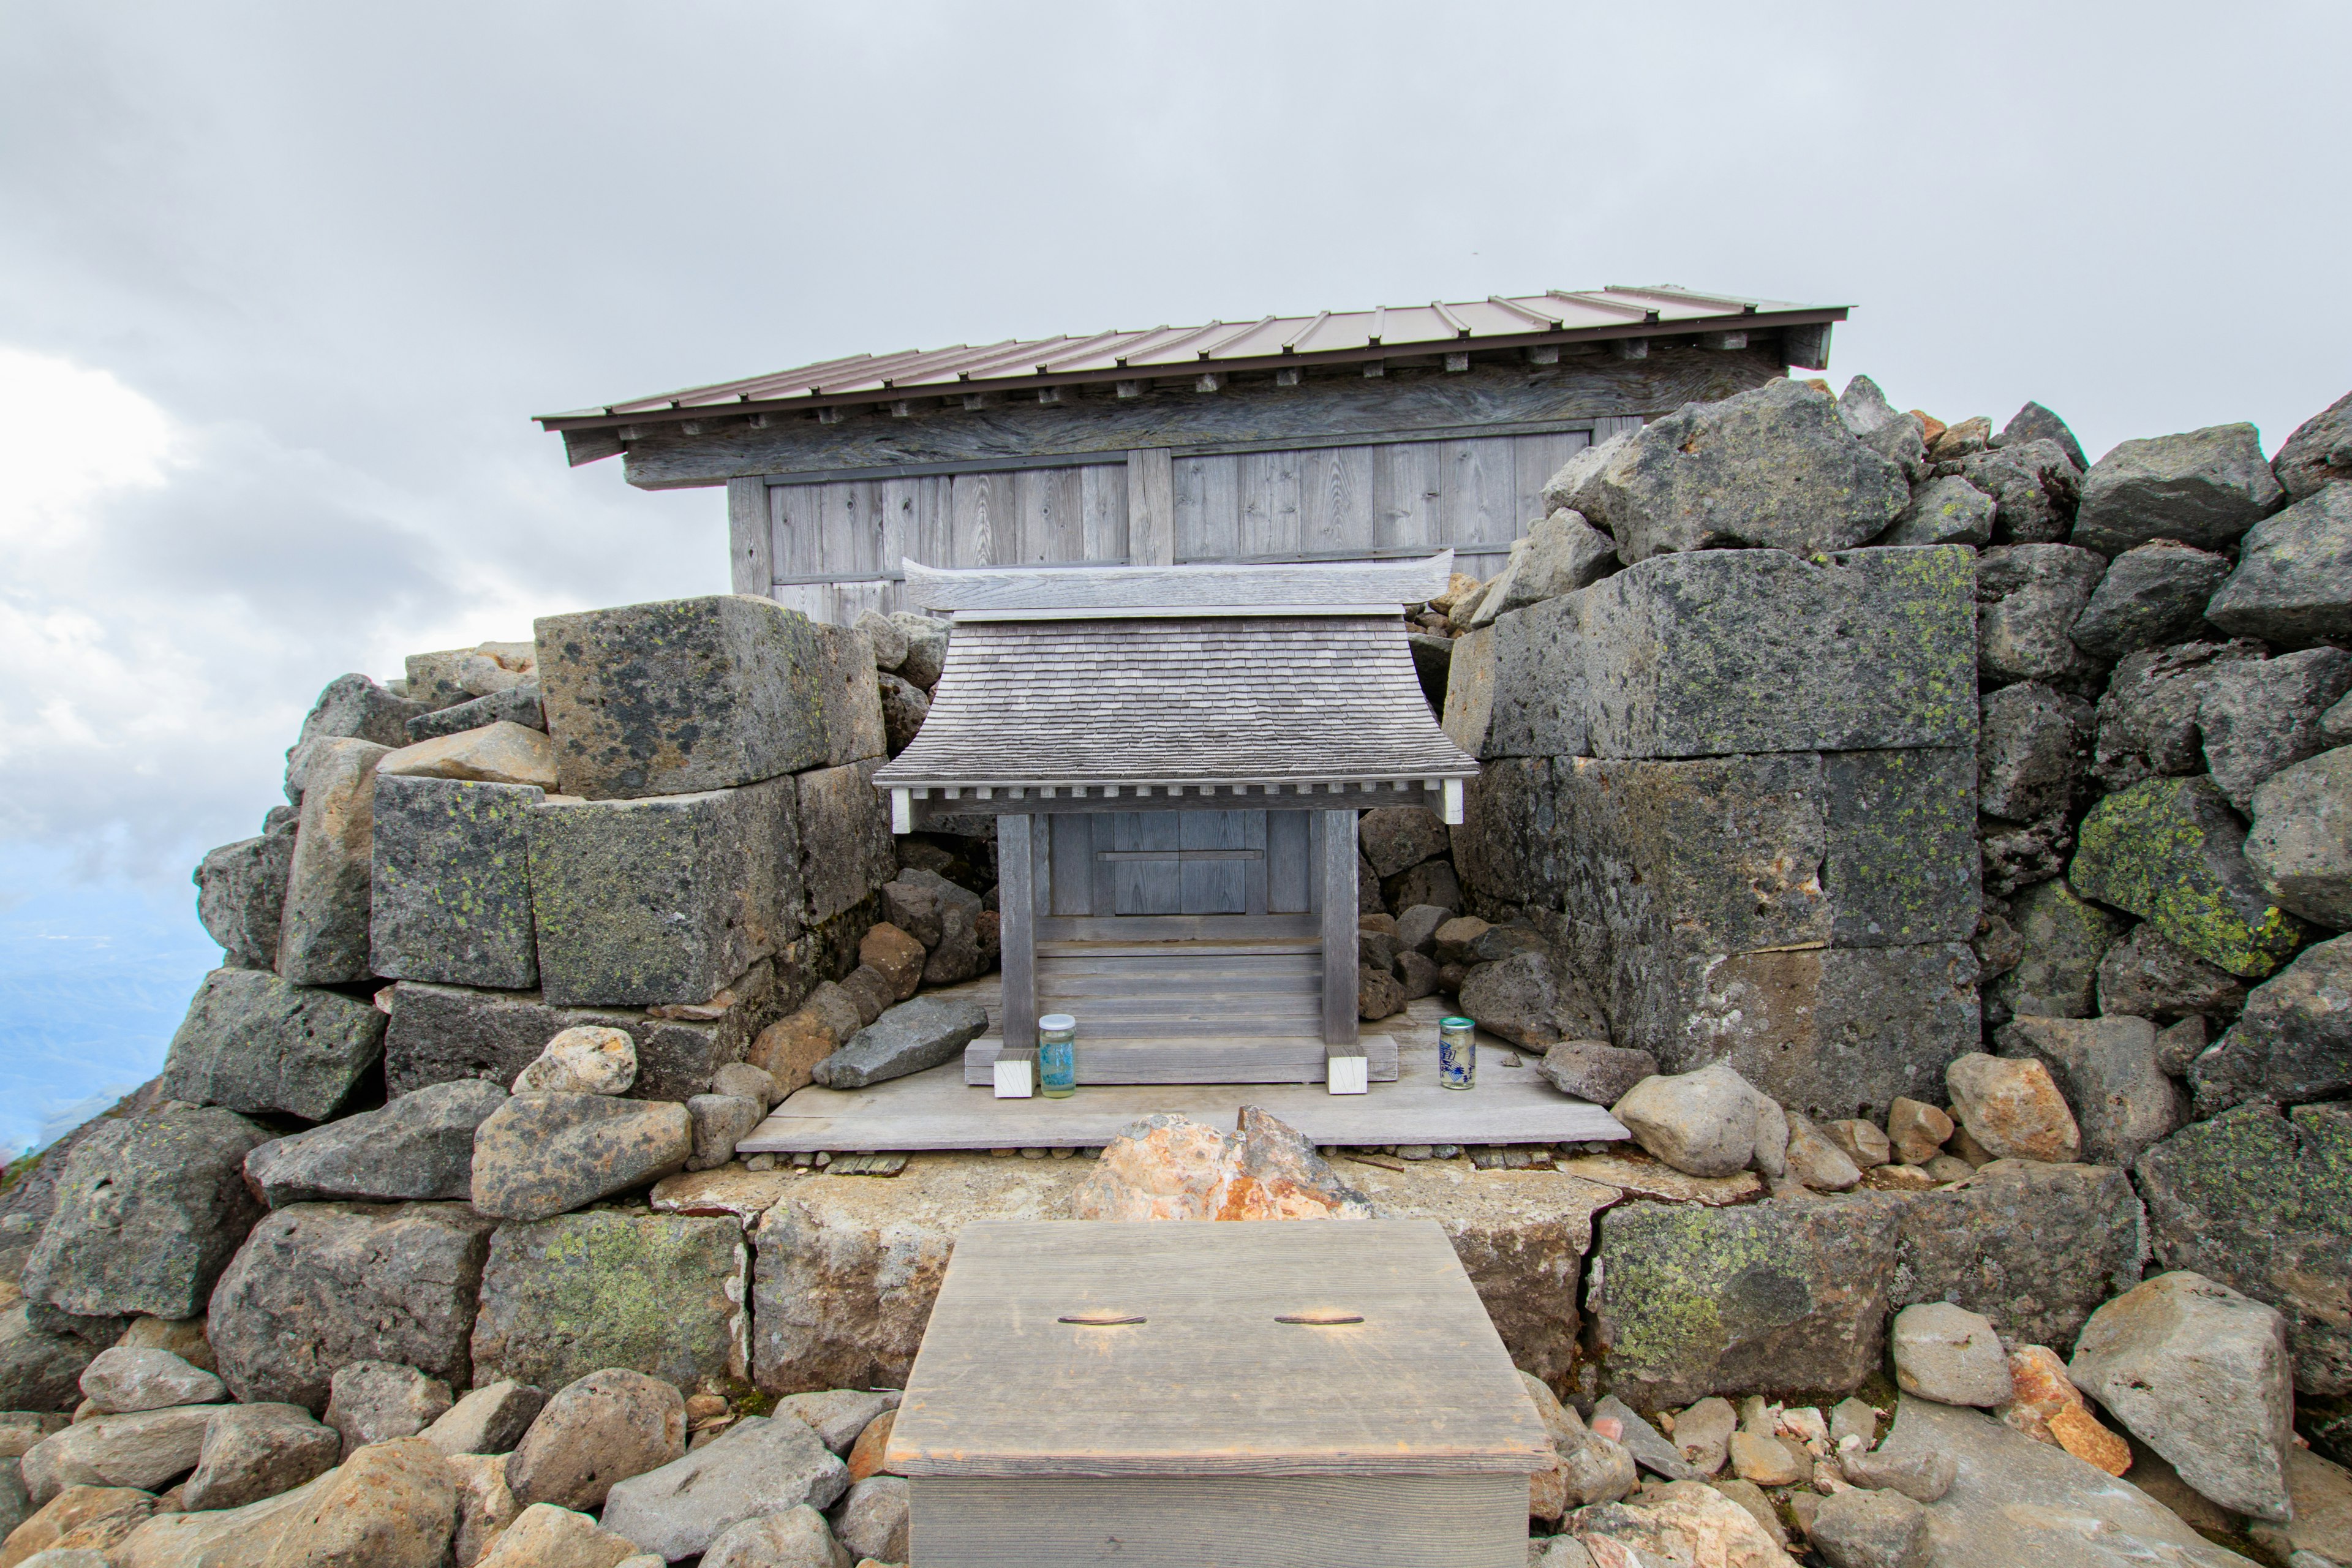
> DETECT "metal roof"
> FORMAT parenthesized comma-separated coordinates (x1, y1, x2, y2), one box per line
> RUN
(538, 284, 1845, 434)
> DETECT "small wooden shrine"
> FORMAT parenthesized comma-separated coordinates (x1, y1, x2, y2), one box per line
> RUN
(871, 551, 1477, 1093)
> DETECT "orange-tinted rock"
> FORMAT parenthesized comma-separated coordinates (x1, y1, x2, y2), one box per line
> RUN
(1997, 1344, 2084, 1445)
(749, 1009, 843, 1096)
(1946, 1053, 2082, 1162)
(848, 1409, 896, 1482)
(1070, 1108, 1372, 1222)
(2049, 1401, 2133, 1476)
(859, 925, 925, 1002)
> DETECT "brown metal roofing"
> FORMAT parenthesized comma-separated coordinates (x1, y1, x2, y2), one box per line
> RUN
(538, 284, 1844, 430)
(871, 614, 1479, 793)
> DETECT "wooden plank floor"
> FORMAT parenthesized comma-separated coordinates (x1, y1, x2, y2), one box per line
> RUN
(741, 982, 1629, 1153)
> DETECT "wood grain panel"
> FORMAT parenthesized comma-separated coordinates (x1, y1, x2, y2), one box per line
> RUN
(1079, 463, 1128, 562)
(1172, 453, 1241, 562)
(1240, 450, 1302, 557)
(774, 484, 824, 576)
(1513, 430, 1588, 525)
(1374, 441, 1442, 552)
(1441, 437, 1522, 548)
(949, 471, 1010, 567)
(1048, 813, 1093, 916)
(1267, 810, 1311, 913)
(1129, 448, 1174, 567)
(726, 477, 771, 595)
(1297, 444, 1373, 557)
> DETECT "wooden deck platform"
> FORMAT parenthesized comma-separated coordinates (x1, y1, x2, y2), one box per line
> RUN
(740, 986, 1629, 1154)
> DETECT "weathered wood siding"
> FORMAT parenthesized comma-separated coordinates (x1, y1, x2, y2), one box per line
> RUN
(761, 427, 1617, 622)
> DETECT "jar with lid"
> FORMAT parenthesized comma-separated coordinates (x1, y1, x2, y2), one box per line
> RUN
(1038, 1014, 1078, 1099)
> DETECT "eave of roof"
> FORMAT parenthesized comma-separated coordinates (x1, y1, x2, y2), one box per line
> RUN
(537, 284, 1845, 435)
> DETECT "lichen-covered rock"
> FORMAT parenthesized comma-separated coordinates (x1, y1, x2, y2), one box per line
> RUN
(2273, 390, 2352, 502)
(1986, 867, 2122, 1024)
(405, 682, 544, 742)
(276, 736, 390, 985)
(2068, 540, 2231, 661)
(1586, 1195, 1898, 1408)
(876, 671, 929, 756)
(469, 1095, 693, 1223)
(505, 1368, 685, 1511)
(158, 968, 385, 1121)
(297, 672, 431, 749)
(2070, 1270, 2295, 1520)
(2136, 1101, 2352, 1395)
(2248, 745, 2352, 927)
(1888, 1159, 2145, 1350)
(1980, 814, 2071, 898)
(1882, 473, 1994, 546)
(599, 1413, 848, 1561)
(2195, 646, 2352, 810)
(369, 775, 543, 989)
(794, 761, 895, 927)
(1958, 439, 2082, 545)
(1978, 683, 2094, 823)
(2072, 421, 2286, 555)
(527, 777, 802, 1008)
(193, 829, 295, 971)
(2189, 930, 2352, 1114)
(21, 1106, 269, 1322)
(810, 995, 989, 1090)
(513, 1025, 636, 1096)
(2208, 481, 2352, 647)
(469, 1212, 746, 1392)
(2094, 922, 2249, 1023)
(533, 595, 850, 799)
(2091, 639, 2267, 793)
(208, 1202, 495, 1409)
(2069, 775, 2310, 977)
(382, 980, 748, 1104)
(1978, 544, 2108, 686)
(1545, 379, 1907, 561)
(1997, 401, 2088, 470)
(1996, 1016, 2183, 1168)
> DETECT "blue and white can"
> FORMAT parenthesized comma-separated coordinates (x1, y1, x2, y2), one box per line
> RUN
(1438, 1017, 1476, 1090)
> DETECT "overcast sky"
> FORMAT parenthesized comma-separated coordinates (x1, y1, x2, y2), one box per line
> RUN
(2, 0, 2345, 1148)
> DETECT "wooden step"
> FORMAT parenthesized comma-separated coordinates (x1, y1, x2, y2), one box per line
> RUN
(963, 1034, 1400, 1087)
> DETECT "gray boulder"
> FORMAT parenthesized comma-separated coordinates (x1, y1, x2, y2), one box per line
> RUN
(0, 1308, 95, 1414)
(1838, 374, 1929, 481)
(795, 760, 897, 925)
(1546, 379, 1908, 561)
(404, 682, 545, 741)
(20, 1106, 268, 1321)
(78, 1346, 224, 1412)
(775, 1389, 900, 1453)
(1978, 544, 2108, 687)
(208, 1200, 494, 1409)
(245, 1079, 506, 1207)
(2067, 540, 2231, 660)
(326, 1360, 453, 1458)
(876, 671, 930, 756)
(422, 1379, 545, 1457)
(2208, 483, 2352, 647)
(505, 1367, 686, 1510)
(1537, 1042, 1659, 1106)
(1996, 1015, 2184, 1167)
(599, 1413, 848, 1560)
(2248, 744, 2352, 927)
(193, 830, 295, 971)
(1395, 903, 1450, 955)
(182, 1399, 341, 1510)
(2189, 933, 2352, 1115)
(889, 611, 950, 690)
(1457, 949, 1604, 1050)
(704, 1504, 852, 1568)
(295, 673, 429, 752)
(527, 776, 802, 1008)
(469, 1212, 746, 1393)
(533, 595, 854, 799)
(469, 1093, 692, 1223)
(158, 968, 384, 1121)
(2195, 646, 2352, 811)
(1890, 1302, 2012, 1406)
(20, 1403, 214, 1504)
(1610, 1063, 1766, 1178)
(381, 979, 742, 1104)
(1958, 439, 2081, 545)
(2070, 775, 2309, 979)
(1358, 806, 1451, 880)
(2095, 923, 2248, 1023)
(369, 775, 543, 990)
(1996, 401, 2089, 471)
(687, 1094, 763, 1171)
(855, 608, 908, 671)
(1980, 815, 2070, 899)
(2135, 1100, 2352, 1395)
(1588, 1393, 1696, 1482)
(1977, 682, 2094, 823)
(1470, 510, 1616, 624)
(2073, 421, 2287, 555)
(881, 868, 983, 986)
(1587, 1195, 1897, 1408)
(835, 1474, 910, 1563)
(1809, 1485, 1928, 1568)
(2273, 388, 2352, 502)
(1986, 876, 2122, 1022)
(810, 995, 989, 1089)
(2092, 639, 2267, 793)
(1382, 858, 1462, 914)
(1406, 631, 1450, 710)
(276, 736, 390, 984)
(1882, 473, 1993, 546)
(2070, 1270, 2295, 1520)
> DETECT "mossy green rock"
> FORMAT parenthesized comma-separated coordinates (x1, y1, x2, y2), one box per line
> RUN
(2136, 1101, 2352, 1395)
(2070, 775, 2308, 977)
(1988, 878, 2124, 1023)
(470, 1211, 746, 1392)
(369, 775, 542, 989)
(1586, 1195, 1898, 1407)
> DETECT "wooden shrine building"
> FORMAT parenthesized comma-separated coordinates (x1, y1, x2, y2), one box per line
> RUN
(537, 285, 1844, 624)
(873, 553, 1478, 1092)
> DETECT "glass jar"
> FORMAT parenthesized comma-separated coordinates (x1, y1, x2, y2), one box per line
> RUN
(1038, 1013, 1078, 1099)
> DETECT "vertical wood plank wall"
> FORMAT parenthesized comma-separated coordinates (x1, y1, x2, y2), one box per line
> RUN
(761, 428, 1605, 623)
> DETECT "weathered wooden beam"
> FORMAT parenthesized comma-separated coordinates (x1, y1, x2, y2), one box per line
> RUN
(1444, 353, 1471, 373)
(1275, 367, 1302, 386)
(998, 814, 1038, 1051)
(1129, 447, 1175, 567)
(1782, 322, 1834, 371)
(563, 427, 624, 467)
(1614, 338, 1649, 361)
(1195, 373, 1223, 393)
(1698, 331, 1749, 350)
(618, 349, 1785, 488)
(1322, 809, 1360, 1047)
(726, 477, 772, 596)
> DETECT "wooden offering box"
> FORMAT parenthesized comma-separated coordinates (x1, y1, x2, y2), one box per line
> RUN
(884, 1219, 1552, 1568)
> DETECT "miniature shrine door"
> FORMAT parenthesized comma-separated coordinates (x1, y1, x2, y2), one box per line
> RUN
(1036, 810, 1321, 939)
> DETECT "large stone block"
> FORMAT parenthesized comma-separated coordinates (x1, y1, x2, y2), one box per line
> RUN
(245, 1080, 507, 1207)
(1888, 1159, 2146, 1351)
(1586, 1194, 1899, 1408)
(1518, 546, 1978, 760)
(2092, 640, 2267, 794)
(2273, 390, 2352, 503)
(2136, 1101, 2352, 1395)
(2207, 483, 2352, 648)
(470, 1212, 747, 1392)
(810, 620, 888, 767)
(21, 1106, 268, 1322)
(2189, 933, 2352, 1116)
(158, 968, 385, 1120)
(194, 829, 295, 971)
(1822, 745, 1981, 948)
(794, 761, 895, 925)
(1978, 543, 2108, 687)
(1543, 379, 1909, 561)
(2247, 745, 2352, 929)
(2068, 540, 2232, 661)
(208, 1202, 495, 1409)
(2071, 775, 2309, 978)
(2072, 421, 2287, 556)
(2195, 646, 2352, 811)
(368, 775, 541, 989)
(1449, 757, 1559, 909)
(1439, 601, 1591, 761)
(276, 736, 389, 984)
(382, 978, 766, 1104)
(528, 776, 802, 1007)
(535, 594, 855, 800)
